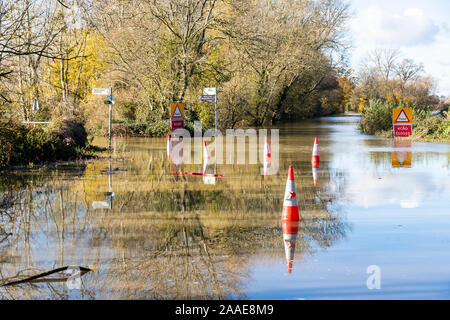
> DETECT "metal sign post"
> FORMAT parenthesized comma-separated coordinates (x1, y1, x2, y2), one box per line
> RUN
(202, 87, 218, 173)
(93, 87, 114, 150)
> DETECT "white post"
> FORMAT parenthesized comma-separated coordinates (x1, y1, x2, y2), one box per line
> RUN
(109, 87, 112, 151)
(214, 87, 218, 174)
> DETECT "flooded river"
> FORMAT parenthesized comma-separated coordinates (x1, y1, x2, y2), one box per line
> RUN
(0, 115, 449, 299)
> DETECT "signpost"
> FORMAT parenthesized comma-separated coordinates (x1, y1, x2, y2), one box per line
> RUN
(171, 102, 184, 119)
(199, 95, 215, 103)
(199, 87, 218, 174)
(170, 102, 185, 132)
(93, 87, 114, 150)
(393, 108, 413, 137)
(171, 119, 185, 131)
(92, 88, 112, 96)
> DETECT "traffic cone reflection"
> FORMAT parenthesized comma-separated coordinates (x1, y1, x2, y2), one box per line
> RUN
(281, 165, 300, 222)
(167, 135, 171, 161)
(203, 140, 211, 175)
(282, 221, 299, 274)
(312, 137, 320, 168)
(312, 167, 318, 187)
(264, 136, 271, 178)
(171, 139, 183, 169)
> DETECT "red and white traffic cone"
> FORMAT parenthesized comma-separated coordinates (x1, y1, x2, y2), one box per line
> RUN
(282, 221, 299, 274)
(203, 140, 211, 175)
(311, 137, 320, 168)
(264, 136, 271, 178)
(167, 135, 172, 161)
(281, 165, 300, 222)
(312, 167, 318, 187)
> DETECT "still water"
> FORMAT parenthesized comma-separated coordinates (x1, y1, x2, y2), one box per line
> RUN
(0, 115, 449, 299)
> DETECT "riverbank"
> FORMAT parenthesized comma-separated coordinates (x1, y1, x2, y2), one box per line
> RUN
(0, 118, 101, 169)
(359, 100, 450, 143)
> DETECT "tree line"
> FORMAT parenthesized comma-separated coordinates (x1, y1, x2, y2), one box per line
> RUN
(0, 0, 443, 137)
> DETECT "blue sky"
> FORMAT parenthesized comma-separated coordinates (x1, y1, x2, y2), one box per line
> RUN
(348, 0, 450, 96)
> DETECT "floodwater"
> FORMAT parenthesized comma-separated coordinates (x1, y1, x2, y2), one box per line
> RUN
(0, 115, 449, 299)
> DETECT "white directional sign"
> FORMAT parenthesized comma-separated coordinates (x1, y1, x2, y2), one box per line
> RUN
(203, 87, 217, 96)
(92, 88, 112, 95)
(199, 95, 215, 102)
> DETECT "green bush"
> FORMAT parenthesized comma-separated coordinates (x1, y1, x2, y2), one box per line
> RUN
(0, 118, 88, 168)
(359, 100, 394, 135)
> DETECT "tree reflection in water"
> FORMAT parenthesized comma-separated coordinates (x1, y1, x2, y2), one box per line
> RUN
(0, 145, 350, 299)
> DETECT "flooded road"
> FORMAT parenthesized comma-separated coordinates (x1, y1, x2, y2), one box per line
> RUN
(1, 115, 449, 299)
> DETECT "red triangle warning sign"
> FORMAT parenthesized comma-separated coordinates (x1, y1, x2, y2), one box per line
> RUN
(395, 110, 411, 123)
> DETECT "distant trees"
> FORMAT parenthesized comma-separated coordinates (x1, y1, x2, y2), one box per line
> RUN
(353, 49, 439, 112)
(0, 0, 95, 121)
(1, 0, 351, 133)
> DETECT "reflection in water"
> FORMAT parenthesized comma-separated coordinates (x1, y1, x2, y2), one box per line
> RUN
(92, 159, 115, 210)
(312, 138, 320, 187)
(168, 137, 184, 169)
(0, 146, 348, 299)
(282, 221, 299, 274)
(263, 136, 271, 179)
(392, 140, 412, 168)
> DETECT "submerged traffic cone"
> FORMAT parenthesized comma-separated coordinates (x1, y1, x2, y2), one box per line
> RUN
(203, 140, 211, 175)
(282, 221, 299, 274)
(281, 165, 300, 222)
(167, 135, 172, 161)
(312, 167, 318, 187)
(264, 136, 271, 178)
(312, 137, 320, 168)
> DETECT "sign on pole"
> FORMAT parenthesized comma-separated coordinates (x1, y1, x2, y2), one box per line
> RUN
(171, 119, 184, 131)
(199, 95, 215, 103)
(92, 88, 112, 95)
(203, 87, 217, 96)
(393, 108, 413, 137)
(171, 102, 185, 119)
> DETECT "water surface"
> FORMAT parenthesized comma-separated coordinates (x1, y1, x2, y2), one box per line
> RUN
(0, 115, 449, 299)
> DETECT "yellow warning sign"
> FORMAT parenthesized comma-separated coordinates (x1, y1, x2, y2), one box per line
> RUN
(393, 108, 412, 124)
(171, 102, 184, 119)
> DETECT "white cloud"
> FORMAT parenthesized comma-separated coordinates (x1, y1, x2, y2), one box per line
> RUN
(349, 4, 450, 95)
(351, 7, 440, 47)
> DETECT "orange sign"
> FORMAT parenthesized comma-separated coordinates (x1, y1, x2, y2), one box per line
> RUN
(171, 102, 184, 119)
(392, 140, 412, 168)
(392, 108, 412, 124)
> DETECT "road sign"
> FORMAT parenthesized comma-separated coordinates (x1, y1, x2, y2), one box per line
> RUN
(199, 95, 215, 103)
(171, 119, 184, 131)
(203, 87, 216, 96)
(106, 95, 114, 100)
(171, 102, 184, 119)
(104, 100, 115, 104)
(393, 108, 412, 124)
(394, 124, 412, 137)
(32, 98, 39, 111)
(92, 88, 112, 95)
(393, 108, 413, 137)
